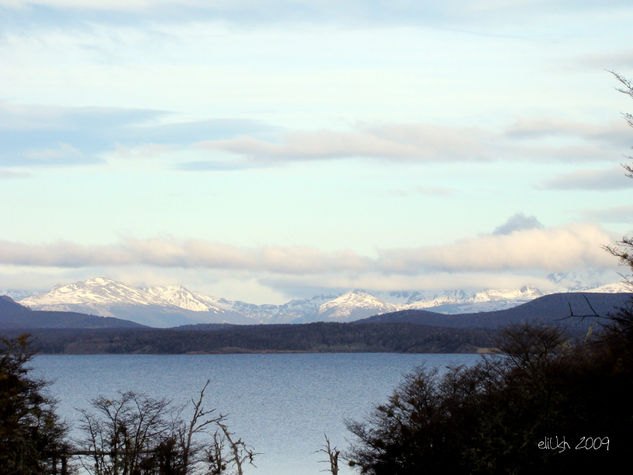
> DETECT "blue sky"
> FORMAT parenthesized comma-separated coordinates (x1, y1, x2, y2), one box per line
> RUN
(1, 0, 632, 302)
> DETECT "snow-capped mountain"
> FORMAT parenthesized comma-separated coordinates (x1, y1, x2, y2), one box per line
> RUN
(585, 282, 632, 293)
(20, 277, 236, 314)
(19, 278, 337, 326)
(375, 286, 544, 314)
(316, 290, 398, 321)
(17, 277, 633, 327)
(19, 277, 242, 327)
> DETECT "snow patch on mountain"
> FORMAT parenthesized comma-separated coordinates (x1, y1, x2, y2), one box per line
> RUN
(17, 277, 633, 326)
(585, 282, 632, 293)
(317, 290, 398, 321)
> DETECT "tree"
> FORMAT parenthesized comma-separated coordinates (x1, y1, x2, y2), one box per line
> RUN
(76, 381, 256, 475)
(207, 421, 257, 475)
(317, 434, 340, 475)
(602, 71, 633, 341)
(77, 391, 174, 474)
(0, 334, 70, 475)
(606, 71, 633, 276)
(346, 323, 633, 474)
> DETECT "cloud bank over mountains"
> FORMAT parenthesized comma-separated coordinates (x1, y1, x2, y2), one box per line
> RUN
(0, 219, 618, 297)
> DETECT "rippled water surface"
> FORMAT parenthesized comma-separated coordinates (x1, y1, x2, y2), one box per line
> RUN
(32, 353, 482, 474)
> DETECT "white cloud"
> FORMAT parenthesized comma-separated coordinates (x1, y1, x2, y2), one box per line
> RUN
(539, 166, 631, 190)
(197, 124, 491, 163)
(0, 239, 373, 274)
(582, 205, 633, 223)
(378, 223, 615, 273)
(0, 223, 617, 275)
(194, 119, 628, 165)
(506, 118, 629, 145)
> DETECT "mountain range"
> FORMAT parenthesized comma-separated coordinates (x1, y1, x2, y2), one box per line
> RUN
(17, 277, 633, 328)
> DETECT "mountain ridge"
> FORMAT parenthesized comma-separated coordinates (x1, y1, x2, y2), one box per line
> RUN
(18, 277, 633, 328)
(355, 292, 633, 330)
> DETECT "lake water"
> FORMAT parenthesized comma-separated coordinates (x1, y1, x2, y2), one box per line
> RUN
(32, 353, 482, 474)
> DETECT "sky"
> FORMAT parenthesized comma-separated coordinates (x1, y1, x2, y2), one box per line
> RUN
(1, 0, 632, 303)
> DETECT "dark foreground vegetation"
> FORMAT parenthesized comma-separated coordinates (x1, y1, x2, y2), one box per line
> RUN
(0, 335, 256, 474)
(345, 315, 633, 474)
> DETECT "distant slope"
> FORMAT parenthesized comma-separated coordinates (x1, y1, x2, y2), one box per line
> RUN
(1, 322, 498, 354)
(0, 295, 145, 329)
(356, 292, 633, 330)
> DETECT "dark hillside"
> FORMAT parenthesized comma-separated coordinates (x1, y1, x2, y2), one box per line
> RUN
(0, 295, 145, 329)
(356, 292, 632, 331)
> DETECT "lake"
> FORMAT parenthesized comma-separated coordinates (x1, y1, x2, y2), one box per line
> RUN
(32, 353, 483, 474)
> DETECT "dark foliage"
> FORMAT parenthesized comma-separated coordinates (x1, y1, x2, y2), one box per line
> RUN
(0, 334, 70, 474)
(346, 322, 633, 474)
(0, 322, 497, 354)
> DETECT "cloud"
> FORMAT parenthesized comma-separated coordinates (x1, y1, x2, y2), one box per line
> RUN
(0, 104, 160, 131)
(262, 272, 568, 296)
(581, 205, 633, 224)
(191, 119, 629, 166)
(197, 125, 491, 163)
(388, 186, 456, 197)
(1, 0, 629, 29)
(23, 142, 85, 165)
(0, 169, 30, 178)
(505, 118, 631, 147)
(1, 100, 627, 171)
(576, 50, 633, 70)
(0, 104, 274, 168)
(0, 239, 373, 274)
(539, 167, 631, 190)
(493, 213, 544, 235)
(0, 223, 617, 276)
(377, 223, 615, 273)
(0, 104, 161, 167)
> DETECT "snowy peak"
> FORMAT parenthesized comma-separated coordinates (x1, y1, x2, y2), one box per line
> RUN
(19, 278, 230, 313)
(396, 285, 545, 313)
(143, 285, 229, 313)
(585, 282, 632, 293)
(18, 277, 633, 326)
(318, 290, 397, 321)
(22, 277, 151, 307)
(471, 286, 544, 303)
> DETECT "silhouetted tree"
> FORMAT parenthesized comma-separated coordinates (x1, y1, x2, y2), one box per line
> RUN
(317, 434, 340, 475)
(207, 421, 257, 475)
(605, 71, 633, 285)
(0, 334, 70, 474)
(346, 322, 633, 474)
(76, 381, 255, 475)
